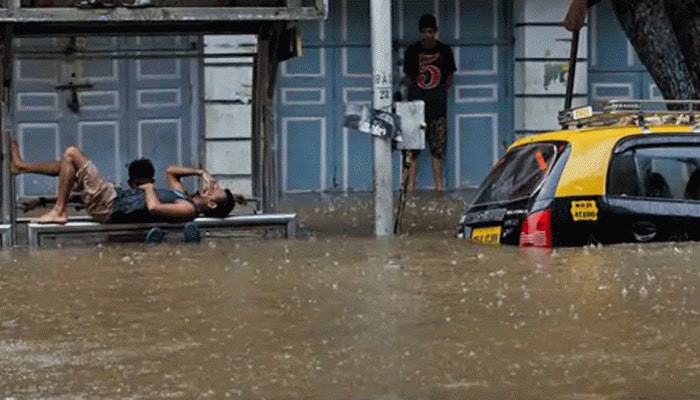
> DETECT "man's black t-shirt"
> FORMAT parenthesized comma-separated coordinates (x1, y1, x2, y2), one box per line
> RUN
(403, 40, 456, 120)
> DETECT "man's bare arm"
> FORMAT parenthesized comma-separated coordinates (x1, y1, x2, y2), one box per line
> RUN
(140, 183, 197, 222)
(564, 0, 603, 32)
(165, 165, 215, 193)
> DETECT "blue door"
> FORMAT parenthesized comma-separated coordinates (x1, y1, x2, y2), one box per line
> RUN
(588, 2, 659, 102)
(276, 18, 335, 193)
(277, 0, 513, 193)
(13, 36, 195, 198)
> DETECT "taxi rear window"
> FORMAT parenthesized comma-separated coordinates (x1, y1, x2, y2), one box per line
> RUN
(608, 145, 700, 200)
(472, 143, 559, 206)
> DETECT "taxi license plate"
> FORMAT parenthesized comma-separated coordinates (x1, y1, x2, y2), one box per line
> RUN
(470, 226, 501, 244)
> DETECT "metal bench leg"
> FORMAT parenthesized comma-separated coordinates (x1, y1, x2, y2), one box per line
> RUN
(285, 218, 297, 239)
(0, 225, 10, 248)
(28, 228, 39, 249)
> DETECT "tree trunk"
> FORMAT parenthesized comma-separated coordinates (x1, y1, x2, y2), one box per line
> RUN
(664, 0, 700, 99)
(611, 0, 697, 101)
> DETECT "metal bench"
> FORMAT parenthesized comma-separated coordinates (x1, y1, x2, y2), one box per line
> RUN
(26, 213, 298, 248)
(0, 224, 10, 248)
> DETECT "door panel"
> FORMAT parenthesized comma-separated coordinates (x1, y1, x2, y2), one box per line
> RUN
(282, 118, 325, 192)
(16, 124, 60, 197)
(128, 36, 193, 189)
(456, 114, 498, 187)
(277, 19, 334, 192)
(79, 121, 120, 184)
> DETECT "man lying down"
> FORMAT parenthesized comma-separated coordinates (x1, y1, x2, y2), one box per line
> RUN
(18, 157, 156, 213)
(11, 139, 247, 224)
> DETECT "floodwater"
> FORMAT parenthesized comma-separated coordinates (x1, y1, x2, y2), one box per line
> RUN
(3, 192, 700, 399)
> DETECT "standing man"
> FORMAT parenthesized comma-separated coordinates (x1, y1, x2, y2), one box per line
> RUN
(403, 13, 456, 192)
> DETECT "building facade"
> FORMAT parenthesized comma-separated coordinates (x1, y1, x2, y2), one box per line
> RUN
(277, 0, 656, 193)
(10, 0, 655, 199)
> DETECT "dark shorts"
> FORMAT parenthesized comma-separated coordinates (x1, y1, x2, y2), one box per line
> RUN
(402, 117, 448, 161)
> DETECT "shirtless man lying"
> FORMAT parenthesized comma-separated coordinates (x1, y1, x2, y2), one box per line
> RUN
(11, 140, 246, 224)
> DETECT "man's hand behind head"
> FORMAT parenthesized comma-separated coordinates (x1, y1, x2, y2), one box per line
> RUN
(234, 194, 247, 205)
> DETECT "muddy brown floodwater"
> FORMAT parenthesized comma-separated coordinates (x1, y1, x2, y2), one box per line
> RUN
(3, 191, 700, 399)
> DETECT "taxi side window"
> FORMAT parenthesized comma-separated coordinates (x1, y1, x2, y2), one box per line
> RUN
(608, 146, 700, 201)
(608, 155, 639, 197)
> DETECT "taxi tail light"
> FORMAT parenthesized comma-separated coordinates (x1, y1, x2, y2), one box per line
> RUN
(519, 208, 552, 248)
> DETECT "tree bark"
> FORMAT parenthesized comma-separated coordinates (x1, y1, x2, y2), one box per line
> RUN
(610, 0, 697, 101)
(663, 0, 700, 99)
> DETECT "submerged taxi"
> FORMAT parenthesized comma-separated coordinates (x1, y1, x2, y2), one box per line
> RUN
(457, 99, 700, 247)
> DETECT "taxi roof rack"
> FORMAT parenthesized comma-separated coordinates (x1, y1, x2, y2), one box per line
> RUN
(558, 99, 700, 131)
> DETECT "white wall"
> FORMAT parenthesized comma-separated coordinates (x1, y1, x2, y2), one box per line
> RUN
(513, 0, 589, 137)
(202, 34, 257, 197)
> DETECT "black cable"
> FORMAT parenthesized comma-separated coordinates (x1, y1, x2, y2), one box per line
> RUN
(394, 151, 412, 234)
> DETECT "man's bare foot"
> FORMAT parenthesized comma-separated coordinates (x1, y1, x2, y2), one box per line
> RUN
(10, 139, 23, 174)
(32, 209, 68, 224)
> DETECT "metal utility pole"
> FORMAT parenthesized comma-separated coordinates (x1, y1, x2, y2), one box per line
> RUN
(370, 0, 393, 237)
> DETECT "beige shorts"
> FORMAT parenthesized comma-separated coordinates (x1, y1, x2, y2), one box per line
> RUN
(75, 161, 117, 222)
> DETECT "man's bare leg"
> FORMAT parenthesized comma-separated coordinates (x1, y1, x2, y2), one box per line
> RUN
(34, 146, 89, 224)
(10, 139, 61, 175)
(431, 156, 444, 192)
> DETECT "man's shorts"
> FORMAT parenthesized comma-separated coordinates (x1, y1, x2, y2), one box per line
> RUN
(75, 161, 117, 222)
(402, 117, 448, 161)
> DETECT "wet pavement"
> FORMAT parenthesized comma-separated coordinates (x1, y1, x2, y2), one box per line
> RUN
(2, 190, 700, 399)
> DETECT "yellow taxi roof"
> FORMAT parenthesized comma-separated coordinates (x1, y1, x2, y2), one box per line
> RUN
(508, 124, 699, 198)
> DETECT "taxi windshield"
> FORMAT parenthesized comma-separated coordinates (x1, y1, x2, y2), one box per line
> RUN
(472, 143, 559, 206)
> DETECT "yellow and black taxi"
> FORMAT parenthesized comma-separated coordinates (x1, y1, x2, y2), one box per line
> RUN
(457, 99, 700, 247)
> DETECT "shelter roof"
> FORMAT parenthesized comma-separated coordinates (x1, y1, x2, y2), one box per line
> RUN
(0, 1, 327, 35)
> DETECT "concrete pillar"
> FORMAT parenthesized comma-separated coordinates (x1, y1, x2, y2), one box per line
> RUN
(202, 34, 257, 204)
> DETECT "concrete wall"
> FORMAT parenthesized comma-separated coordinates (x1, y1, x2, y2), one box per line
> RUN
(513, 0, 589, 137)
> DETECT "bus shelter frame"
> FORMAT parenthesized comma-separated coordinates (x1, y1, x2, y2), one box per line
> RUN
(0, 0, 327, 246)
